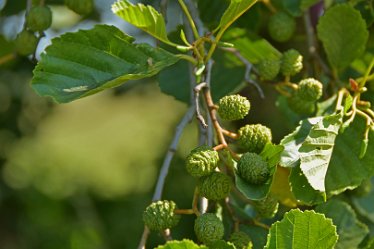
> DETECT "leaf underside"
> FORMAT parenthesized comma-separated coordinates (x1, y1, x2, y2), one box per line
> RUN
(32, 25, 179, 103)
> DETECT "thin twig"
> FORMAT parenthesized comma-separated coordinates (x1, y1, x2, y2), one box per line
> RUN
(138, 226, 150, 249)
(221, 47, 264, 98)
(205, 60, 215, 147)
(184, 0, 205, 37)
(194, 82, 208, 128)
(0, 53, 16, 65)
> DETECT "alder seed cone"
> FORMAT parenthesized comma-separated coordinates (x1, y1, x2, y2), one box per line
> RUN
(257, 59, 280, 80)
(252, 195, 279, 218)
(194, 213, 224, 244)
(218, 95, 250, 121)
(298, 78, 323, 101)
(238, 124, 272, 153)
(288, 94, 315, 115)
(143, 200, 180, 231)
(15, 30, 38, 56)
(186, 146, 219, 177)
(65, 0, 93, 15)
(198, 172, 231, 201)
(281, 49, 303, 76)
(229, 231, 253, 249)
(268, 12, 296, 42)
(26, 6, 52, 32)
(237, 153, 270, 185)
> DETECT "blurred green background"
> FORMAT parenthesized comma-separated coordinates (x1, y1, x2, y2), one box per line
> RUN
(0, 0, 292, 248)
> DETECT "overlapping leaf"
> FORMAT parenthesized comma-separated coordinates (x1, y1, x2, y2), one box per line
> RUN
(155, 240, 208, 249)
(299, 113, 342, 192)
(32, 25, 179, 103)
(352, 178, 374, 223)
(265, 209, 338, 249)
(112, 0, 174, 46)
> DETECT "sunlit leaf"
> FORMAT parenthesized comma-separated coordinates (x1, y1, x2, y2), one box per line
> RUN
(32, 25, 179, 103)
(265, 209, 338, 249)
(155, 239, 208, 249)
(112, 0, 174, 46)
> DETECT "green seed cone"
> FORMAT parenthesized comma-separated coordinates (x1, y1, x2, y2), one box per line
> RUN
(229, 231, 253, 249)
(15, 30, 38, 56)
(143, 200, 180, 231)
(198, 172, 231, 201)
(288, 93, 316, 115)
(252, 195, 279, 218)
(237, 153, 270, 185)
(268, 12, 296, 42)
(194, 213, 224, 244)
(238, 124, 272, 153)
(186, 146, 219, 177)
(257, 59, 281, 80)
(26, 6, 52, 31)
(65, 0, 93, 15)
(218, 95, 250, 121)
(281, 49, 303, 76)
(298, 78, 323, 101)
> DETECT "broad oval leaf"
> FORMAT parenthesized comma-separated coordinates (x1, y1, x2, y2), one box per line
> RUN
(112, 0, 175, 46)
(317, 4, 369, 70)
(155, 239, 208, 249)
(235, 143, 283, 200)
(265, 209, 338, 249)
(351, 177, 374, 223)
(216, 0, 258, 34)
(299, 113, 342, 192)
(316, 200, 369, 249)
(31, 25, 179, 103)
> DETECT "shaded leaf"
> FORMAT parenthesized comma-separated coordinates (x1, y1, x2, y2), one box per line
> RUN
(270, 167, 298, 207)
(317, 4, 369, 70)
(283, 0, 320, 17)
(32, 25, 179, 103)
(235, 143, 283, 200)
(216, 0, 258, 34)
(240, 224, 268, 249)
(197, 0, 230, 30)
(112, 0, 174, 46)
(352, 177, 374, 223)
(316, 199, 369, 249)
(299, 113, 342, 192)
(265, 209, 338, 249)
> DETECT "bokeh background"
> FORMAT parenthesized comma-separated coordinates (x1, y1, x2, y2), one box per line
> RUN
(0, 0, 293, 248)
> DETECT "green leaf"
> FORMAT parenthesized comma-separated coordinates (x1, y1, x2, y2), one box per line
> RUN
(299, 113, 342, 192)
(235, 143, 283, 200)
(265, 209, 338, 249)
(197, 0, 230, 30)
(240, 224, 268, 249)
(316, 200, 369, 249)
(223, 28, 282, 64)
(317, 4, 369, 70)
(325, 117, 374, 195)
(289, 164, 325, 205)
(216, 0, 258, 34)
(280, 117, 322, 168)
(158, 47, 245, 104)
(352, 177, 374, 223)
(283, 0, 320, 17)
(31, 25, 179, 103)
(155, 239, 208, 249)
(112, 0, 175, 46)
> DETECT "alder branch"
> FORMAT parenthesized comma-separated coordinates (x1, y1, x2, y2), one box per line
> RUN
(194, 82, 208, 128)
(221, 47, 264, 98)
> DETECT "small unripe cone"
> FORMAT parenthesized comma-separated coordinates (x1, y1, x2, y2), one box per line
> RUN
(238, 124, 272, 153)
(229, 231, 253, 249)
(218, 95, 250, 121)
(143, 200, 180, 231)
(281, 49, 303, 76)
(252, 195, 279, 218)
(257, 59, 281, 80)
(65, 0, 93, 15)
(26, 6, 52, 32)
(298, 78, 323, 101)
(15, 30, 38, 56)
(186, 146, 219, 177)
(194, 213, 224, 244)
(237, 153, 270, 185)
(268, 12, 296, 42)
(198, 172, 231, 201)
(288, 94, 315, 115)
